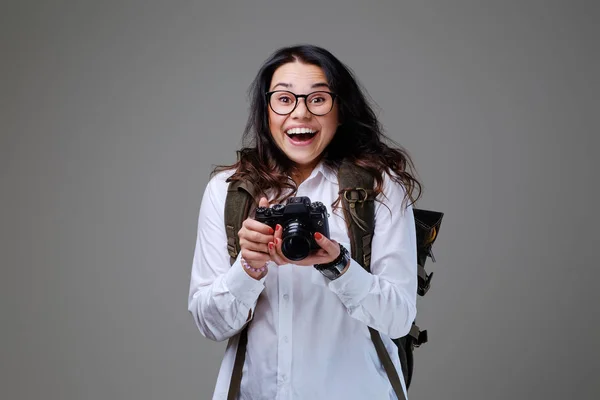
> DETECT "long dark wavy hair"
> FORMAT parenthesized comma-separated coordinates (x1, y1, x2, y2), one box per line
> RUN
(212, 44, 422, 208)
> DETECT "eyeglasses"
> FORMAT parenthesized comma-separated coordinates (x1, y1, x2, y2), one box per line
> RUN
(266, 90, 338, 116)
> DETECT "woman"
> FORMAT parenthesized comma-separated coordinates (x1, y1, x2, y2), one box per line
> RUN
(188, 44, 421, 400)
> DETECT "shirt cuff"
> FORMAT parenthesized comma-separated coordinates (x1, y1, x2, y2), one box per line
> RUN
(224, 256, 266, 309)
(327, 259, 373, 308)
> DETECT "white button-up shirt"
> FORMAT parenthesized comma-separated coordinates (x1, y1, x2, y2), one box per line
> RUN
(188, 162, 417, 400)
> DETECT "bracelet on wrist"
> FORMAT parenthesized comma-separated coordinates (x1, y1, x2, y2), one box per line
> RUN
(241, 257, 268, 274)
(314, 244, 350, 280)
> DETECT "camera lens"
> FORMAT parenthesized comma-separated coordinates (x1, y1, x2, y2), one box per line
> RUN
(281, 220, 312, 261)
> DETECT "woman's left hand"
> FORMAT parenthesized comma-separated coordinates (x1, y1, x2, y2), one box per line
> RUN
(268, 224, 341, 266)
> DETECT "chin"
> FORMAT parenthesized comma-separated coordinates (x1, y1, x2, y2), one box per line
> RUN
(288, 155, 320, 168)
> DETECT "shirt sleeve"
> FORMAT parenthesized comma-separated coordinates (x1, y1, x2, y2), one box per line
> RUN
(327, 173, 418, 339)
(187, 173, 266, 342)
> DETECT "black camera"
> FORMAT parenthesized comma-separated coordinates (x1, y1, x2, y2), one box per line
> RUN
(255, 196, 330, 261)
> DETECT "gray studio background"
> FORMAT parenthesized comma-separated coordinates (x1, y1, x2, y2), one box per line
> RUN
(2, 1, 598, 399)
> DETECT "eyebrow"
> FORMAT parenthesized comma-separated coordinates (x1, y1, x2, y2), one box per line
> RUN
(271, 82, 331, 90)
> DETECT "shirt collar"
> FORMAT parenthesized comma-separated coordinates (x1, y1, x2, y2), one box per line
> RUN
(312, 160, 338, 184)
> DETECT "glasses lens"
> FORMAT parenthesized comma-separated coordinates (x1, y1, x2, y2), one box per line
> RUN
(269, 91, 296, 115)
(306, 92, 334, 116)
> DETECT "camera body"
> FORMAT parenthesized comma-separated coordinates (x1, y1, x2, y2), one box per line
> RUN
(255, 196, 330, 261)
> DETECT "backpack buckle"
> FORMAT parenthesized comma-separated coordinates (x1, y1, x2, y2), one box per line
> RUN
(417, 265, 433, 296)
(343, 188, 368, 208)
(415, 330, 428, 347)
(408, 325, 428, 349)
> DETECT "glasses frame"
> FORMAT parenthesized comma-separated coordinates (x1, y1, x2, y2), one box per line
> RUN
(266, 90, 338, 116)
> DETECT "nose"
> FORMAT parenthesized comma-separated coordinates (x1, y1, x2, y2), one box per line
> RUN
(290, 97, 311, 119)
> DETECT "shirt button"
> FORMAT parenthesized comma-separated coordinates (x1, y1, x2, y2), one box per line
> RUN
(284, 336, 289, 343)
(283, 294, 289, 301)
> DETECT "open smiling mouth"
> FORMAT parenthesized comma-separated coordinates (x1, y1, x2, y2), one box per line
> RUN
(285, 127, 318, 143)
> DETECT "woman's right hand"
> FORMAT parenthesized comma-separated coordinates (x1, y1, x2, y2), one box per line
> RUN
(238, 197, 274, 279)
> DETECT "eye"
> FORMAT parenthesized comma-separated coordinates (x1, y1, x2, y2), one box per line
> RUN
(307, 92, 331, 105)
(275, 93, 294, 104)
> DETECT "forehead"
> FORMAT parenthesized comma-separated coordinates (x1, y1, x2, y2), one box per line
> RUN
(269, 62, 329, 90)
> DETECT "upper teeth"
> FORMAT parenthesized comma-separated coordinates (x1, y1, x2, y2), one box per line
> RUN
(286, 128, 316, 135)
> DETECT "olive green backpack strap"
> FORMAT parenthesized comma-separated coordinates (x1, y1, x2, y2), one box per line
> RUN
(337, 160, 377, 270)
(224, 179, 257, 265)
(223, 179, 257, 400)
(337, 160, 407, 400)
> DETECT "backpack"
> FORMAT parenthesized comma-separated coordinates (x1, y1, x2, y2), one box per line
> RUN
(223, 160, 443, 400)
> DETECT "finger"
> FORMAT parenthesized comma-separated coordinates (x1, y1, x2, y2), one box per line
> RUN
(273, 238, 293, 265)
(243, 218, 275, 235)
(240, 240, 269, 254)
(292, 236, 341, 266)
(240, 229, 274, 244)
(240, 249, 271, 265)
(258, 196, 269, 208)
(314, 233, 340, 257)
(274, 224, 283, 240)
(267, 241, 285, 265)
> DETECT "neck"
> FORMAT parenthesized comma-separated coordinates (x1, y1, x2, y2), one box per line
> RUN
(291, 168, 311, 186)
(291, 160, 319, 186)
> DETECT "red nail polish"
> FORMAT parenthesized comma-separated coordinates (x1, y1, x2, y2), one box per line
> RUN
(315, 232, 323, 240)
(276, 224, 281, 232)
